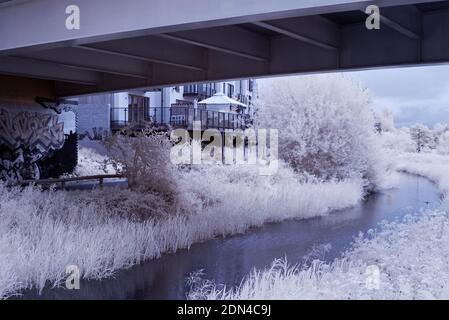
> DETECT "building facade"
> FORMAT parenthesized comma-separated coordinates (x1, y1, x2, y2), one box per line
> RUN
(77, 79, 257, 136)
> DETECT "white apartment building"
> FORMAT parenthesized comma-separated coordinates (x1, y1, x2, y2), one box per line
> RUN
(77, 79, 256, 136)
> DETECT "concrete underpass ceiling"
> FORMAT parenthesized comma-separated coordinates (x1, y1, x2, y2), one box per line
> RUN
(0, 0, 448, 97)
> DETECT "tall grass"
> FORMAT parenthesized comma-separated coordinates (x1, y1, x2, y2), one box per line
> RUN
(0, 163, 362, 299)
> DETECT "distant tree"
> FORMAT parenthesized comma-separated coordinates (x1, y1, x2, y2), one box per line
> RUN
(410, 124, 433, 153)
(374, 122, 382, 134)
(378, 127, 416, 153)
(435, 125, 449, 155)
(437, 132, 449, 154)
(255, 74, 380, 187)
(375, 108, 395, 133)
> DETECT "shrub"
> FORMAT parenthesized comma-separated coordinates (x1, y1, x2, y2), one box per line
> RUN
(104, 128, 179, 198)
(256, 74, 380, 187)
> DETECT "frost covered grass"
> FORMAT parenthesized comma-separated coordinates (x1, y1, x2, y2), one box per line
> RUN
(178, 164, 363, 233)
(188, 209, 449, 300)
(0, 163, 362, 299)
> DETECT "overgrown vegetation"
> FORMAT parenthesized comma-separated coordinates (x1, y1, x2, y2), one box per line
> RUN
(104, 128, 179, 196)
(1, 74, 398, 299)
(256, 74, 381, 188)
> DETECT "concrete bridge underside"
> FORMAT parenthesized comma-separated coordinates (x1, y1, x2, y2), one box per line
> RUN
(1, 0, 449, 98)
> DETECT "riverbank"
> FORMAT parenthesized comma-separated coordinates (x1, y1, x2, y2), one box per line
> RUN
(15, 172, 435, 300)
(189, 153, 449, 300)
(0, 162, 363, 299)
(393, 152, 449, 209)
(190, 207, 449, 299)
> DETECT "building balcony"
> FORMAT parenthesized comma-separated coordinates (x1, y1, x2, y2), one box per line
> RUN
(183, 84, 216, 99)
(111, 106, 253, 132)
(168, 106, 251, 131)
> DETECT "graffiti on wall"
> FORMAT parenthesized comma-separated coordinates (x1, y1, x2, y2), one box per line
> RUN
(0, 108, 66, 182)
(0, 108, 65, 152)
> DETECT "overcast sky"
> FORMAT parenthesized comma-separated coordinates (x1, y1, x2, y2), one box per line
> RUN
(348, 64, 449, 128)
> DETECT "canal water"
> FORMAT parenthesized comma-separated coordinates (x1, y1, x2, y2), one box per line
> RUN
(18, 173, 441, 300)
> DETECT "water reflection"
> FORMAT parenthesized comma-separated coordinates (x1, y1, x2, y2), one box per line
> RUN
(17, 174, 441, 300)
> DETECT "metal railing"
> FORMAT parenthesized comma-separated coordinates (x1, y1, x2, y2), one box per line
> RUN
(168, 106, 247, 130)
(236, 93, 250, 106)
(110, 106, 251, 131)
(110, 107, 152, 130)
(183, 84, 216, 98)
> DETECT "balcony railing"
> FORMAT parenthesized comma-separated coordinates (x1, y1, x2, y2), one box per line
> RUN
(110, 107, 152, 131)
(183, 84, 216, 99)
(110, 106, 250, 131)
(169, 106, 248, 131)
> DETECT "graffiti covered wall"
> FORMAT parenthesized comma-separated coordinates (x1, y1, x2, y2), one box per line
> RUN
(0, 102, 66, 182)
(0, 109, 65, 152)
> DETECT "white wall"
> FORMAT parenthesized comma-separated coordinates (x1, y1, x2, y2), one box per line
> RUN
(146, 91, 161, 108)
(146, 90, 163, 123)
(169, 86, 184, 104)
(110, 92, 129, 122)
(76, 103, 110, 134)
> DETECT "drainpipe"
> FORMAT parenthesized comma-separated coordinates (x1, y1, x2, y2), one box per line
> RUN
(160, 89, 164, 124)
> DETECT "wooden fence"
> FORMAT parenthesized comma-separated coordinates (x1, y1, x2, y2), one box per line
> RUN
(21, 174, 124, 190)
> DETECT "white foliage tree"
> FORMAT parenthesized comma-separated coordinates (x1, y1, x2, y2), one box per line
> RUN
(379, 127, 416, 153)
(410, 124, 434, 152)
(256, 74, 380, 186)
(376, 108, 395, 132)
(436, 130, 449, 155)
(104, 129, 179, 197)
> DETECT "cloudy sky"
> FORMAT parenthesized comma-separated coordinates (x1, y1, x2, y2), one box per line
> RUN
(348, 64, 449, 128)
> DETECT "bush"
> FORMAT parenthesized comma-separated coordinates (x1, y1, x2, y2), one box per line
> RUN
(256, 74, 380, 187)
(104, 128, 179, 197)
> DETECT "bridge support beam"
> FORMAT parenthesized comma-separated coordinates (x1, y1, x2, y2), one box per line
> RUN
(0, 74, 55, 104)
(0, 0, 448, 97)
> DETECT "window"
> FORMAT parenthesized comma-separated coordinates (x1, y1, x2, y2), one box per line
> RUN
(128, 94, 149, 123)
(171, 115, 185, 125)
(248, 80, 254, 92)
(227, 84, 234, 98)
(205, 83, 212, 97)
(184, 85, 198, 94)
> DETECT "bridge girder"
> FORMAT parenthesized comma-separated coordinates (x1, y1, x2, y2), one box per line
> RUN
(0, 0, 448, 97)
